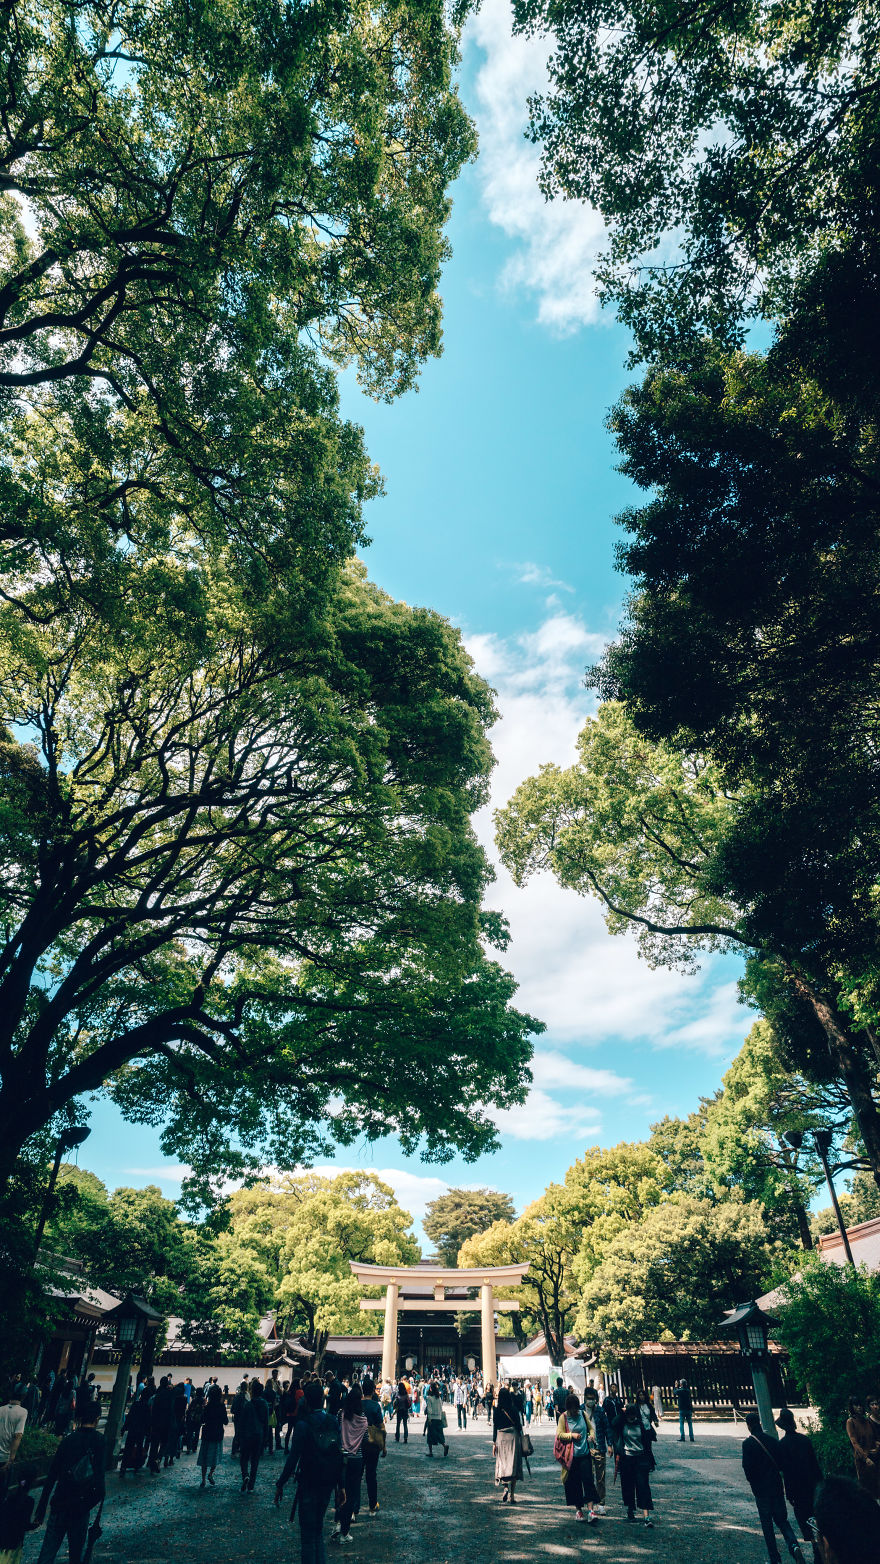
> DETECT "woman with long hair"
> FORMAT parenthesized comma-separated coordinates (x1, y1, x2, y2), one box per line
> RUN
(493, 1386, 524, 1504)
(555, 1391, 598, 1524)
(424, 1382, 449, 1457)
(334, 1382, 368, 1541)
(847, 1395, 880, 1493)
(197, 1385, 227, 1489)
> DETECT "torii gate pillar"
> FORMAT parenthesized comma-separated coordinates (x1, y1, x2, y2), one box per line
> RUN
(480, 1282, 496, 1387)
(381, 1282, 399, 1386)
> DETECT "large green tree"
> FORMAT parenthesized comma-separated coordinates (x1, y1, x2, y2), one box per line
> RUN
(227, 1172, 420, 1371)
(423, 1186, 516, 1265)
(458, 1185, 581, 1363)
(495, 701, 880, 1180)
(577, 1194, 779, 1351)
(0, 560, 539, 1198)
(701, 1020, 851, 1249)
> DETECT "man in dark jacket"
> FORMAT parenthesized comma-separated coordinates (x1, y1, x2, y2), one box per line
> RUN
(234, 1382, 269, 1492)
(741, 1413, 806, 1564)
(276, 1380, 343, 1564)
(676, 1379, 695, 1441)
(147, 1377, 174, 1472)
(32, 1399, 105, 1563)
(776, 1409, 823, 1563)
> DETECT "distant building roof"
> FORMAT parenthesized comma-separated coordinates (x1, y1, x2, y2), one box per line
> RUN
(818, 1214, 880, 1270)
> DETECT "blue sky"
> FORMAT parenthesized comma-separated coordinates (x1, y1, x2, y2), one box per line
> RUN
(79, 0, 754, 1243)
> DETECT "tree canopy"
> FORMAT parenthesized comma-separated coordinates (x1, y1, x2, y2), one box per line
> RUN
(226, 1172, 420, 1370)
(577, 1194, 777, 1351)
(0, 561, 540, 1199)
(514, 0, 880, 352)
(423, 1186, 516, 1266)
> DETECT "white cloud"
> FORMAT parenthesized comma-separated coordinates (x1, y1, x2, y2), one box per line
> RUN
(465, 0, 607, 331)
(530, 1048, 633, 1097)
(493, 1088, 603, 1142)
(465, 610, 749, 1062)
(515, 561, 575, 594)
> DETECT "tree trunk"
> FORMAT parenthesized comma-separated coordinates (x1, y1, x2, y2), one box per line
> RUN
(791, 1193, 814, 1251)
(312, 1330, 329, 1378)
(796, 977, 880, 1191)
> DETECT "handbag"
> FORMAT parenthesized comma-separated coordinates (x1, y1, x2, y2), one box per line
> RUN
(367, 1422, 386, 1453)
(521, 1432, 534, 1457)
(553, 1417, 575, 1470)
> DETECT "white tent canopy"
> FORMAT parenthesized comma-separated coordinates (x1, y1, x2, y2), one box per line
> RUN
(497, 1352, 554, 1382)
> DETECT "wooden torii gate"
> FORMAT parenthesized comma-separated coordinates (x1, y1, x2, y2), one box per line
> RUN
(349, 1261, 529, 1387)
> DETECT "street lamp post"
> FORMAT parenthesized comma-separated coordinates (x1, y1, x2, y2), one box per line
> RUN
(102, 1294, 164, 1471)
(719, 1301, 779, 1437)
(782, 1129, 868, 1267)
(32, 1124, 91, 1258)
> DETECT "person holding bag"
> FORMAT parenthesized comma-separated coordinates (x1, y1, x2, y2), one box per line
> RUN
(493, 1387, 524, 1504)
(555, 1392, 599, 1524)
(424, 1383, 449, 1457)
(360, 1378, 386, 1518)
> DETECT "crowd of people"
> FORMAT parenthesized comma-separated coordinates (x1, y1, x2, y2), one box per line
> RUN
(0, 1367, 876, 1563)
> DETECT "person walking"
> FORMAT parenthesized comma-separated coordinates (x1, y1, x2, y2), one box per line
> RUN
(32, 1398, 104, 1564)
(636, 1388, 659, 1469)
(360, 1377, 385, 1518)
(676, 1379, 695, 1442)
(741, 1411, 806, 1563)
(424, 1383, 449, 1457)
(846, 1396, 879, 1493)
(147, 1377, 174, 1472)
(552, 1377, 568, 1421)
(0, 1386, 28, 1479)
(482, 1383, 495, 1423)
(555, 1391, 598, 1524)
(616, 1402, 656, 1527)
(776, 1408, 823, 1562)
(393, 1381, 411, 1445)
(51, 1377, 75, 1440)
(332, 1384, 367, 1544)
(197, 1384, 227, 1489)
(185, 1386, 205, 1454)
(454, 1379, 467, 1430)
(234, 1380, 268, 1492)
(276, 1380, 344, 1564)
(532, 1385, 543, 1425)
(493, 1386, 524, 1505)
(118, 1389, 151, 1476)
(584, 1386, 609, 1515)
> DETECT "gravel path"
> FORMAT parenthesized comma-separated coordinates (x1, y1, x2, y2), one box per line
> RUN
(22, 1416, 778, 1564)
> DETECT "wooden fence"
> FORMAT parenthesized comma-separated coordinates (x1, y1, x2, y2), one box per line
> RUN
(615, 1344, 804, 1410)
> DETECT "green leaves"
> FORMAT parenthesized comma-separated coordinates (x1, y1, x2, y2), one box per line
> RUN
(423, 1186, 516, 1265)
(495, 700, 742, 969)
(515, 0, 880, 351)
(0, 560, 538, 1192)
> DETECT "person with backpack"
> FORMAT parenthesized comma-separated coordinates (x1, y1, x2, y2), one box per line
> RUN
(332, 1383, 368, 1543)
(32, 1398, 105, 1564)
(676, 1379, 695, 1442)
(741, 1411, 806, 1564)
(276, 1379, 343, 1564)
(197, 1384, 228, 1490)
(393, 1381, 411, 1445)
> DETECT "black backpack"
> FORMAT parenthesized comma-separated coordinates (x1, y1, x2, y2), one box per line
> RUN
(56, 1439, 102, 1512)
(298, 1419, 343, 1492)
